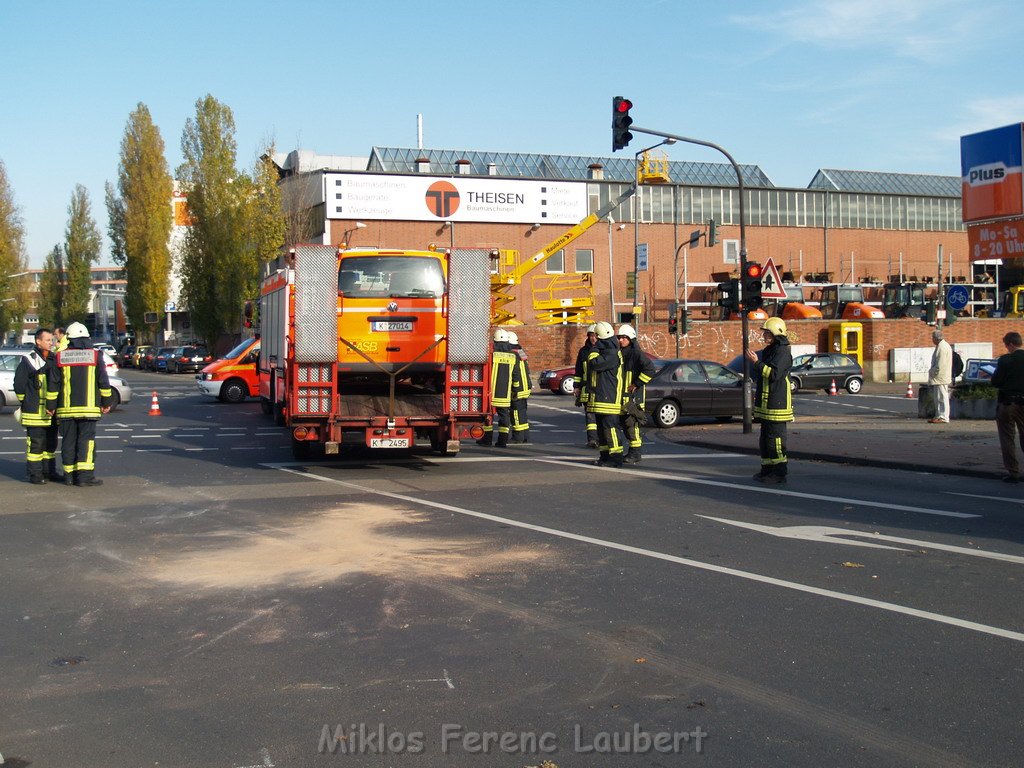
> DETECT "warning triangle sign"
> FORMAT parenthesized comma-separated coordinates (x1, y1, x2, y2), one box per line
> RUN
(760, 258, 787, 299)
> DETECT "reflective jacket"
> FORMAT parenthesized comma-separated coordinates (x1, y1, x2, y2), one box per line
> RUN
(14, 347, 55, 427)
(490, 341, 518, 408)
(585, 338, 624, 415)
(511, 345, 531, 400)
(573, 339, 597, 404)
(47, 339, 114, 419)
(753, 336, 794, 422)
(620, 341, 657, 409)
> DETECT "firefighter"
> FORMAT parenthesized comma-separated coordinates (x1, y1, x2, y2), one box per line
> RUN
(477, 328, 518, 448)
(53, 326, 68, 352)
(745, 316, 794, 483)
(47, 321, 114, 486)
(586, 321, 626, 467)
(507, 331, 532, 443)
(617, 324, 657, 463)
(13, 328, 61, 484)
(574, 324, 599, 448)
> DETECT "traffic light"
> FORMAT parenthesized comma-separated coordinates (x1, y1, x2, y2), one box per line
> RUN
(668, 314, 678, 334)
(679, 308, 690, 335)
(717, 278, 740, 314)
(743, 262, 764, 311)
(612, 96, 633, 151)
(944, 292, 958, 326)
(707, 219, 718, 247)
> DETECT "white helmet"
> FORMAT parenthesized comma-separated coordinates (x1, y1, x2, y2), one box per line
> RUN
(506, 331, 519, 345)
(587, 324, 597, 334)
(594, 321, 615, 340)
(493, 328, 510, 343)
(66, 321, 90, 339)
(617, 324, 636, 340)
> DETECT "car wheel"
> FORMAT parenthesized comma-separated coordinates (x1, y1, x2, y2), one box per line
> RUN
(715, 415, 733, 422)
(559, 376, 575, 395)
(653, 399, 680, 428)
(220, 378, 247, 404)
(789, 377, 800, 393)
(846, 377, 863, 394)
(0, 391, 6, 408)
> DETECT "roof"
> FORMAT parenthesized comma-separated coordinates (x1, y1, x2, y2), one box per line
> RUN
(808, 168, 960, 197)
(368, 147, 776, 189)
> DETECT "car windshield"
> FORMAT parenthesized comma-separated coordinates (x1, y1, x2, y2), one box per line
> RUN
(223, 340, 254, 359)
(338, 256, 445, 298)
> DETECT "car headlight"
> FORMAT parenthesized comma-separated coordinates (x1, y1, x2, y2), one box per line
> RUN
(202, 373, 213, 380)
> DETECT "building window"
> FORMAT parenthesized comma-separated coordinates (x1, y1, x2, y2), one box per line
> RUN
(723, 239, 739, 264)
(575, 249, 593, 273)
(546, 248, 564, 274)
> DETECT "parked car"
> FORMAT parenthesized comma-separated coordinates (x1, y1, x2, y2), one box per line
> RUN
(117, 345, 136, 367)
(151, 347, 176, 372)
(0, 351, 131, 411)
(644, 358, 745, 427)
(539, 365, 577, 395)
(133, 345, 153, 368)
(789, 353, 863, 394)
(167, 345, 212, 374)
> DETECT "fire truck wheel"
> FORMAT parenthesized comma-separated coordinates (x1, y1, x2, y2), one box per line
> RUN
(291, 437, 315, 461)
(274, 401, 286, 426)
(260, 398, 273, 416)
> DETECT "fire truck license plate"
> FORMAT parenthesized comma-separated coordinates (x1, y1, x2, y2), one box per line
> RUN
(371, 321, 413, 332)
(369, 437, 410, 448)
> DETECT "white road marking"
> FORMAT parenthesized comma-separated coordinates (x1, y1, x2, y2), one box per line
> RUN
(130, 435, 162, 439)
(143, 428, 172, 432)
(97, 449, 124, 453)
(946, 491, 1024, 505)
(231, 447, 264, 450)
(185, 448, 218, 452)
(700, 515, 1024, 564)
(136, 448, 172, 453)
(263, 463, 1024, 643)
(534, 458, 978, 519)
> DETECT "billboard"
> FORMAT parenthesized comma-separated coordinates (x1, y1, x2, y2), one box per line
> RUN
(968, 216, 1024, 261)
(324, 173, 588, 225)
(960, 123, 1024, 223)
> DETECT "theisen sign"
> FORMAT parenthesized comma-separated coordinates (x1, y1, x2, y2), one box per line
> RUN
(961, 123, 1024, 261)
(324, 173, 588, 225)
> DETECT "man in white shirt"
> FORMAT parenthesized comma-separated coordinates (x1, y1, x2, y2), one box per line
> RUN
(928, 329, 953, 423)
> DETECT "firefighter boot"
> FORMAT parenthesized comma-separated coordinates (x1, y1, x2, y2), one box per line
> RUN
(495, 432, 509, 448)
(607, 452, 625, 468)
(519, 428, 530, 444)
(623, 447, 642, 464)
(594, 451, 610, 467)
(476, 431, 493, 446)
(47, 458, 63, 483)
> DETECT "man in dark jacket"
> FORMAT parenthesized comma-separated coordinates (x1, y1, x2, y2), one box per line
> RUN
(745, 316, 794, 483)
(586, 321, 626, 467)
(507, 331, 532, 443)
(14, 328, 60, 484)
(991, 331, 1024, 483)
(46, 322, 114, 486)
(573, 324, 599, 448)
(617, 324, 657, 463)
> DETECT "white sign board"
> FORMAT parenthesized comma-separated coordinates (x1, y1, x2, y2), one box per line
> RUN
(636, 243, 648, 271)
(760, 257, 787, 298)
(324, 173, 588, 225)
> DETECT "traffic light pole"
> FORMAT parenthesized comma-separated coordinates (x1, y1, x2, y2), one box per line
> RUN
(630, 125, 753, 433)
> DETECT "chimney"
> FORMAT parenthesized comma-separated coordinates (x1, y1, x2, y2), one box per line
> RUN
(456, 159, 471, 175)
(415, 157, 430, 173)
(588, 163, 604, 180)
(487, 162, 497, 176)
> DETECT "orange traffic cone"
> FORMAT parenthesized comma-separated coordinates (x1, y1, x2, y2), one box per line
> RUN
(828, 378, 838, 396)
(148, 391, 162, 416)
(905, 381, 914, 398)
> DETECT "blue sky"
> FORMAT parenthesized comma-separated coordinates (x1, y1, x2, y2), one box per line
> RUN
(2, 0, 1022, 266)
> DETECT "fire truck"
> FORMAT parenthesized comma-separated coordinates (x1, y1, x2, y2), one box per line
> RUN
(258, 244, 492, 459)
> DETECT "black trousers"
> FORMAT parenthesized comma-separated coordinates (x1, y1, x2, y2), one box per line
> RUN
(758, 420, 788, 476)
(60, 418, 98, 479)
(25, 423, 59, 478)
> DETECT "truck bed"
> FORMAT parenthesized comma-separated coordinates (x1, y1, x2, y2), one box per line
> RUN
(334, 380, 444, 421)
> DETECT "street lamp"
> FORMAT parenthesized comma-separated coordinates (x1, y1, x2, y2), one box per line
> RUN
(629, 123, 754, 433)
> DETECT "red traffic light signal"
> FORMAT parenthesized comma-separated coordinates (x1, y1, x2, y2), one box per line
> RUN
(612, 96, 633, 151)
(745, 263, 763, 279)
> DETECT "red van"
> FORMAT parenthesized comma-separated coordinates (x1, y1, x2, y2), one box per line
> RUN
(196, 338, 260, 403)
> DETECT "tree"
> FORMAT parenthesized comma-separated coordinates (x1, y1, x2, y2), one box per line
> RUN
(0, 158, 28, 341)
(63, 184, 101, 322)
(38, 245, 65, 328)
(104, 181, 126, 267)
(109, 103, 173, 342)
(177, 95, 283, 346)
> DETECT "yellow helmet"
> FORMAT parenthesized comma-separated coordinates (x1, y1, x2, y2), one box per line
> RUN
(762, 317, 787, 337)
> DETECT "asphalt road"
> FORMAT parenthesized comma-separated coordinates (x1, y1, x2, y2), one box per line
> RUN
(0, 372, 1021, 767)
